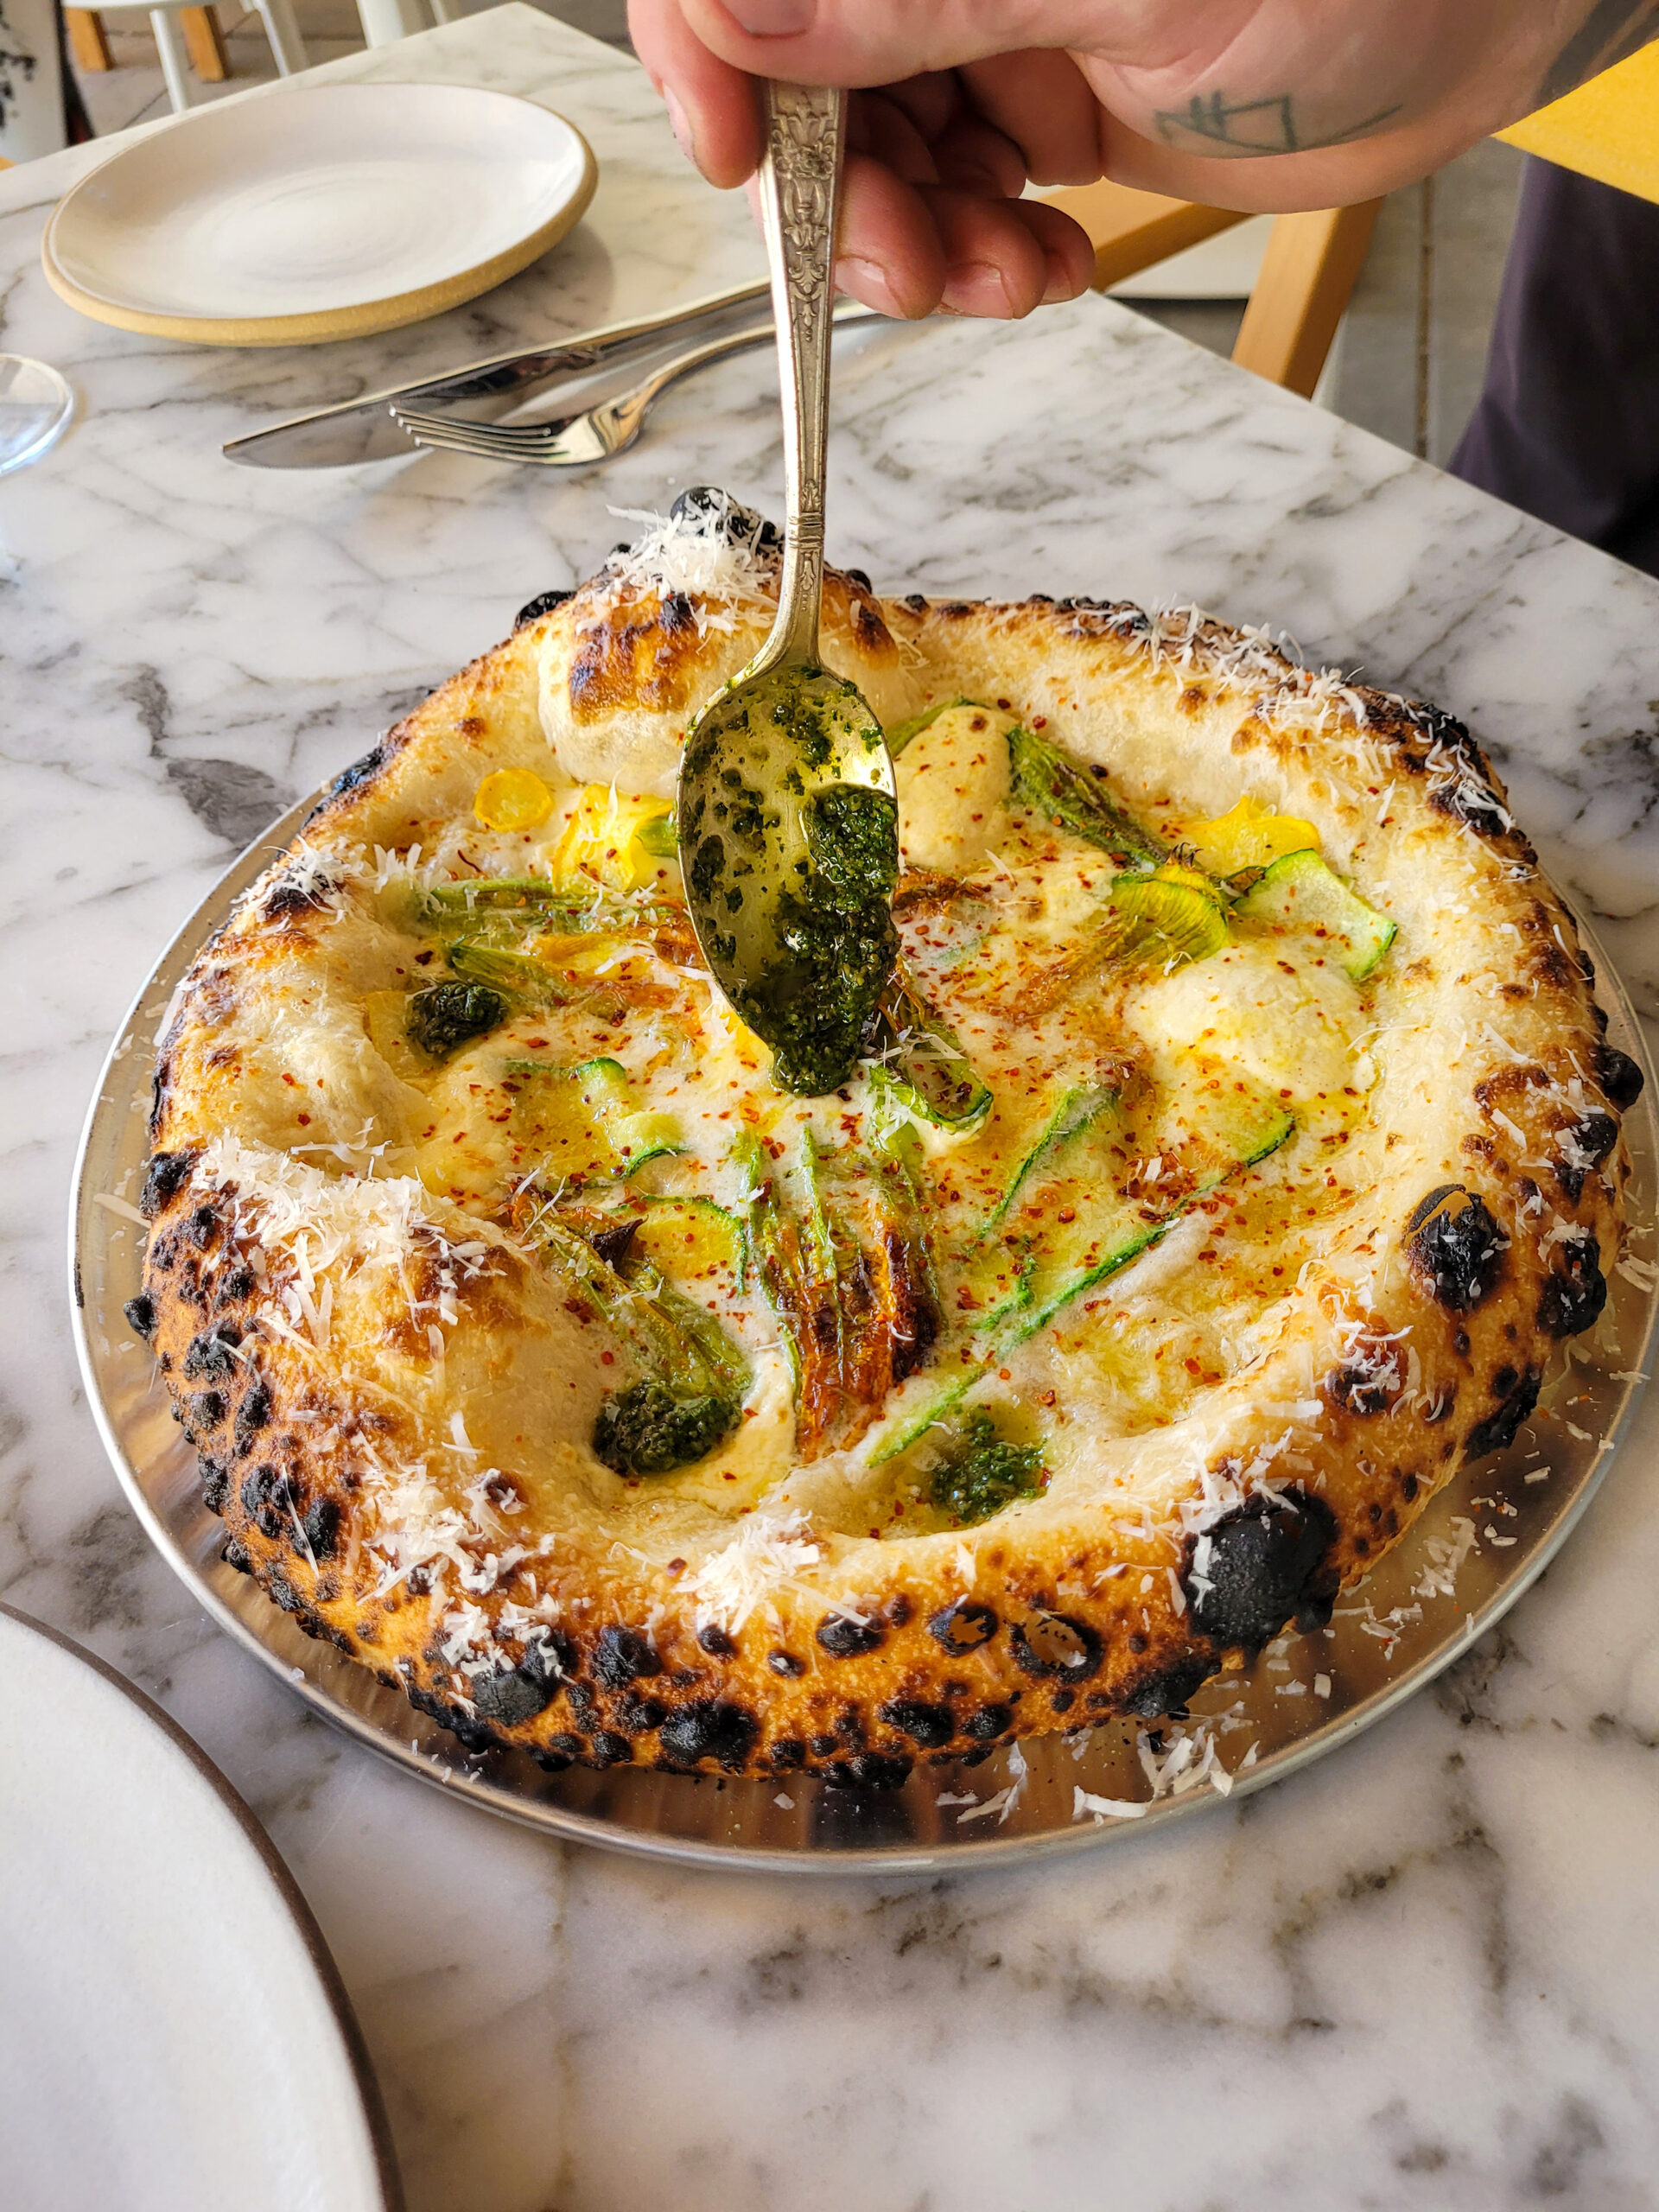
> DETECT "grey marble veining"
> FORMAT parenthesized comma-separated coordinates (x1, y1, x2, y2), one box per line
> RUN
(6, 11, 1659, 2209)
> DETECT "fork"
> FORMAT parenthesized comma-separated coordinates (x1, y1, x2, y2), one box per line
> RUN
(391, 299, 874, 467)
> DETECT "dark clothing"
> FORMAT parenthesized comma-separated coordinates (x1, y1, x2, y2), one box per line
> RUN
(1451, 155, 1659, 575)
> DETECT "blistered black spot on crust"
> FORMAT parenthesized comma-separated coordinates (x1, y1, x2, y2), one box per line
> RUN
(198, 1453, 229, 1516)
(1408, 1186, 1505, 1312)
(822, 1752, 912, 1791)
(139, 1150, 195, 1219)
(963, 1704, 1012, 1739)
(1596, 1043, 1645, 1110)
(514, 587, 575, 630)
(1465, 1368, 1541, 1458)
(1408, 1183, 1461, 1232)
(697, 1623, 736, 1658)
(233, 1377, 271, 1451)
(817, 1613, 884, 1658)
(767, 1649, 805, 1677)
(319, 744, 390, 809)
(124, 1293, 156, 1341)
(179, 1389, 225, 1438)
(1009, 1612, 1102, 1681)
(182, 1327, 239, 1380)
(1537, 1233, 1608, 1338)
(1554, 1110, 1618, 1202)
(658, 1699, 759, 1770)
(878, 1699, 954, 1747)
(927, 1599, 997, 1652)
(593, 1625, 661, 1687)
(1185, 1488, 1338, 1652)
(471, 1653, 562, 1727)
(669, 485, 781, 552)
(1324, 1338, 1404, 1416)
(302, 1497, 340, 1560)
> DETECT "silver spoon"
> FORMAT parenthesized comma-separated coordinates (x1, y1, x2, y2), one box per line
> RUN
(676, 83, 898, 1097)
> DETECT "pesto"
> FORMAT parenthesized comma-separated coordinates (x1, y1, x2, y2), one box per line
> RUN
(930, 1412, 1046, 1525)
(593, 1381, 737, 1475)
(406, 981, 508, 1059)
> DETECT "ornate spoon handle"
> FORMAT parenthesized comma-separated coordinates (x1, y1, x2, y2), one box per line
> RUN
(753, 81, 846, 671)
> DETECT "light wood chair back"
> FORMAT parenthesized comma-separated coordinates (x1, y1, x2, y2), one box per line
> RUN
(1039, 178, 1382, 400)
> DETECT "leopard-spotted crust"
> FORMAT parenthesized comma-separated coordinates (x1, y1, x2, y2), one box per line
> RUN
(129, 512, 1637, 1786)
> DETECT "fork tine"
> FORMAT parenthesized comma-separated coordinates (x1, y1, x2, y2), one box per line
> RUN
(391, 408, 559, 459)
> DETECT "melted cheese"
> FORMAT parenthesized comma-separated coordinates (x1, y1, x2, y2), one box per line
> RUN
(895, 703, 1017, 875)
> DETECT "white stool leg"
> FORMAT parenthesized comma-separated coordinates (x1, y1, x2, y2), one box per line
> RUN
(149, 7, 198, 108)
(426, 0, 457, 21)
(257, 0, 308, 73)
(355, 0, 430, 42)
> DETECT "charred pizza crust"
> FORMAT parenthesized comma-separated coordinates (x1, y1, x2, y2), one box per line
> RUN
(126, 497, 1639, 1786)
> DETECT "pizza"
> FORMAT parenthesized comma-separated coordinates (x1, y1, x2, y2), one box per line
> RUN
(124, 489, 1641, 1789)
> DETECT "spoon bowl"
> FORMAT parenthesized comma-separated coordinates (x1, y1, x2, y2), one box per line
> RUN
(679, 661, 896, 1095)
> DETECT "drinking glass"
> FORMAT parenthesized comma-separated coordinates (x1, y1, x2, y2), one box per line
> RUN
(0, 355, 73, 474)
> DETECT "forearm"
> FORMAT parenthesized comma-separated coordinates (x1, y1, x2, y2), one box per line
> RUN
(665, 0, 1659, 206)
(1086, 0, 1659, 208)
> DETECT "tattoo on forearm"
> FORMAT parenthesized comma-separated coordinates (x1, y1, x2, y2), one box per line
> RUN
(1153, 92, 1403, 157)
(1538, 0, 1659, 105)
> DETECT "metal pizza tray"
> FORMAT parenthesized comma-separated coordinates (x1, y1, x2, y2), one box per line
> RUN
(69, 792, 1659, 1873)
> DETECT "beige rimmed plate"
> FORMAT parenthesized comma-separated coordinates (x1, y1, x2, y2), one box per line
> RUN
(69, 793, 1659, 1872)
(42, 83, 596, 346)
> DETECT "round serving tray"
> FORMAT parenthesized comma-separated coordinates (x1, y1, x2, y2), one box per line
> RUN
(71, 794, 1659, 1872)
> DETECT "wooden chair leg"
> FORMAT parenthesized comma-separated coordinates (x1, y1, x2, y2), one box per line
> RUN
(181, 6, 229, 81)
(1230, 201, 1383, 397)
(1039, 178, 1250, 292)
(66, 10, 115, 70)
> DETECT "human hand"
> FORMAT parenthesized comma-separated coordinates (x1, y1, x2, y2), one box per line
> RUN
(630, 0, 1653, 318)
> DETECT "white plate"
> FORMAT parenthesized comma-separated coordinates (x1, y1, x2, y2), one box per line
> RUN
(42, 82, 596, 346)
(0, 1604, 401, 2212)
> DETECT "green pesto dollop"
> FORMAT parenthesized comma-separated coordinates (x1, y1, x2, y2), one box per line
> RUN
(593, 1381, 738, 1476)
(930, 1412, 1046, 1526)
(407, 980, 508, 1059)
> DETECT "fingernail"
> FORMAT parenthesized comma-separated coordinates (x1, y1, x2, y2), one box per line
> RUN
(836, 256, 907, 320)
(725, 0, 814, 32)
(663, 84, 695, 163)
(941, 259, 1018, 318)
(1042, 254, 1085, 305)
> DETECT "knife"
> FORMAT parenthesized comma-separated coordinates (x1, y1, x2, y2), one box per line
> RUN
(222, 276, 772, 469)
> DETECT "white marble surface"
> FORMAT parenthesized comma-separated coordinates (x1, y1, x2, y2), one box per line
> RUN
(7, 11, 1659, 2209)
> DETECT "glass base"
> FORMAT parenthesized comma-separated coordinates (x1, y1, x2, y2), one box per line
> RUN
(0, 357, 73, 476)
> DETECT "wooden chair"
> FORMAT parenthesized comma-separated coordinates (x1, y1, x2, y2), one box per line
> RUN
(1039, 178, 1382, 400)
(68, 5, 231, 86)
(67, 0, 306, 107)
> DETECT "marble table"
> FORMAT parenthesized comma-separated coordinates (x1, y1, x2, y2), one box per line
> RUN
(8, 10, 1659, 2207)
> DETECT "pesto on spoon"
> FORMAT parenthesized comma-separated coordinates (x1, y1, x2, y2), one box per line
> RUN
(676, 83, 897, 1096)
